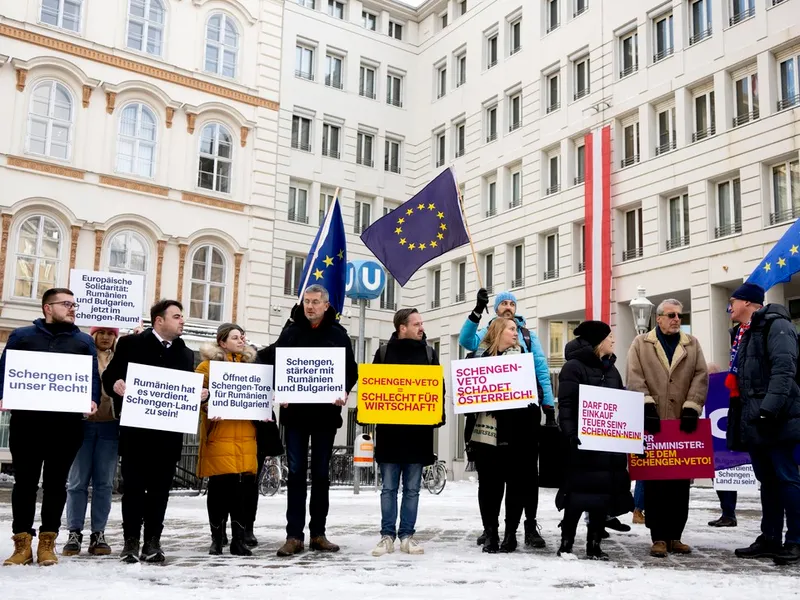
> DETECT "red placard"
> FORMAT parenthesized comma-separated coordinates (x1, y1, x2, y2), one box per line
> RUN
(628, 419, 715, 480)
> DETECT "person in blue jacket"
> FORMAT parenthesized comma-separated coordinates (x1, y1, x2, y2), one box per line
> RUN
(459, 288, 553, 548)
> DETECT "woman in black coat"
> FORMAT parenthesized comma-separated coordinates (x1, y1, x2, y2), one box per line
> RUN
(556, 320, 633, 559)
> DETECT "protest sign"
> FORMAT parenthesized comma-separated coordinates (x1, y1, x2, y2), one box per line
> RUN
(628, 419, 715, 480)
(70, 269, 144, 329)
(577, 385, 644, 454)
(716, 464, 759, 491)
(2, 350, 92, 413)
(208, 362, 274, 420)
(120, 363, 203, 434)
(356, 364, 443, 425)
(451, 353, 538, 415)
(274, 347, 346, 404)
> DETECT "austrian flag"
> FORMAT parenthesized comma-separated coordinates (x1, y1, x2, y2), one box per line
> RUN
(584, 126, 612, 322)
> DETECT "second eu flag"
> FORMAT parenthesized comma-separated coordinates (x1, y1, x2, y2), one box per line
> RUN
(746, 217, 800, 292)
(360, 168, 470, 286)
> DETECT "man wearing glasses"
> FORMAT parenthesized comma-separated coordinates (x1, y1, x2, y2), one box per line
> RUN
(626, 298, 709, 558)
(0, 288, 100, 566)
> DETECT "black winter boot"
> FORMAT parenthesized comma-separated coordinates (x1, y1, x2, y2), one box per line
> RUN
(586, 529, 609, 561)
(557, 537, 574, 557)
(482, 527, 500, 554)
(222, 519, 229, 546)
(774, 543, 800, 566)
(230, 522, 253, 557)
(243, 523, 258, 547)
(209, 523, 224, 556)
(524, 520, 546, 548)
(120, 537, 140, 564)
(476, 530, 488, 546)
(500, 527, 518, 553)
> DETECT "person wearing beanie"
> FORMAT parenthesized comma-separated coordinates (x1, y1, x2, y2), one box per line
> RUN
(726, 283, 800, 565)
(458, 288, 553, 549)
(626, 298, 709, 558)
(556, 321, 632, 560)
(63, 327, 121, 558)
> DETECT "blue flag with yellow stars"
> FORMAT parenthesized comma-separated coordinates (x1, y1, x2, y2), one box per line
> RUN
(360, 168, 470, 286)
(746, 218, 800, 291)
(296, 194, 347, 316)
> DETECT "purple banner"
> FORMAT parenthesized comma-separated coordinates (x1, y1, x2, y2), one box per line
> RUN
(705, 372, 751, 471)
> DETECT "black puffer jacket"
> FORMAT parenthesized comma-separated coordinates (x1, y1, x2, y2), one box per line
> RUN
(556, 338, 633, 516)
(731, 303, 800, 447)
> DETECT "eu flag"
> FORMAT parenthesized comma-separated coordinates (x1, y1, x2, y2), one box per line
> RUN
(297, 194, 347, 316)
(360, 168, 470, 286)
(746, 218, 800, 291)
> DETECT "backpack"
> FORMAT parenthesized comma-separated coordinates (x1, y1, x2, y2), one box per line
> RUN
(759, 319, 800, 386)
(519, 326, 533, 354)
(378, 343, 435, 365)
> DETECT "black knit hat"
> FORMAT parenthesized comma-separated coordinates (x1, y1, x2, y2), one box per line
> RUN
(216, 322, 244, 345)
(731, 282, 765, 305)
(574, 320, 612, 348)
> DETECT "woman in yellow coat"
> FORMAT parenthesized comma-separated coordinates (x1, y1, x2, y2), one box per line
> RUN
(196, 323, 258, 556)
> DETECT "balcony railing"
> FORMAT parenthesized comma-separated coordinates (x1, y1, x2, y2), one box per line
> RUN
(770, 206, 800, 225)
(653, 46, 674, 63)
(511, 277, 524, 288)
(732, 109, 759, 127)
(455, 293, 466, 303)
(546, 22, 560, 34)
(543, 269, 559, 281)
(485, 206, 497, 218)
(356, 156, 374, 167)
(620, 154, 639, 168)
(715, 221, 742, 238)
(386, 163, 401, 174)
(380, 299, 397, 311)
(322, 148, 340, 159)
(288, 211, 309, 224)
(435, 158, 445, 167)
(430, 299, 441, 309)
(547, 102, 560, 114)
(574, 5, 589, 17)
(655, 139, 677, 156)
(574, 87, 590, 100)
(510, 44, 522, 56)
(546, 184, 561, 195)
(487, 58, 498, 69)
(509, 198, 522, 209)
(574, 175, 585, 185)
(692, 125, 716, 142)
(485, 285, 494, 295)
(509, 120, 522, 132)
(455, 148, 465, 158)
(353, 224, 369, 234)
(486, 131, 498, 143)
(666, 234, 690, 251)
(620, 62, 639, 78)
(729, 6, 755, 26)
(778, 95, 799, 111)
(291, 140, 312, 152)
(295, 70, 314, 81)
(773, 0, 787, 5)
(325, 76, 344, 90)
(359, 88, 376, 100)
(622, 246, 643, 261)
(386, 96, 403, 108)
(284, 284, 295, 296)
(437, 90, 446, 99)
(688, 27, 712, 45)
(578, 262, 585, 272)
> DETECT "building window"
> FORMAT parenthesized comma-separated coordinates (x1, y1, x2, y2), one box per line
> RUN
(325, 54, 343, 89)
(547, 0, 560, 33)
(460, 0, 468, 16)
(653, 12, 674, 63)
(296, 0, 315, 8)
(362, 10, 377, 31)
(666, 193, 690, 250)
(356, 131, 374, 167)
(544, 233, 559, 280)
(692, 90, 716, 141)
(655, 106, 677, 155)
(430, 268, 442, 309)
(770, 159, 800, 225)
(322, 123, 341, 159)
(383, 201, 399, 216)
(359, 64, 376, 99)
(575, 143, 585, 185)
(623, 207, 643, 261)
(548, 320, 579, 367)
(483, 252, 494, 293)
(295, 45, 315, 81)
(455, 261, 466, 302)
(546, 153, 560, 195)
(778, 53, 800, 111)
(204, 13, 238, 78)
(577, 224, 586, 271)
(291, 115, 312, 152)
(116, 102, 157, 178)
(434, 132, 445, 167)
(108, 230, 148, 304)
(327, 0, 344, 19)
(387, 73, 403, 107)
(127, 0, 165, 56)
(380, 273, 397, 310)
(486, 105, 498, 142)
(621, 121, 640, 167)
(730, 0, 755, 26)
(440, 12, 449, 29)
(198, 123, 232, 194)
(189, 245, 226, 322)
(547, 72, 560, 113)
(14, 215, 61, 299)
(354, 198, 372, 234)
(437, 64, 447, 99)
(385, 139, 401, 173)
(716, 178, 742, 238)
(288, 184, 309, 223)
(511, 243, 524, 288)
(733, 72, 759, 127)
(509, 18, 521, 55)
(620, 31, 638, 78)
(26, 80, 73, 160)
(456, 53, 467, 88)
(573, 56, 590, 100)
(689, 0, 712, 45)
(40, 0, 82, 32)
(574, 0, 588, 17)
(319, 190, 335, 224)
(284, 254, 305, 295)
(455, 122, 466, 158)
(388, 21, 403, 40)
(510, 170, 522, 208)
(487, 33, 498, 69)
(508, 93, 522, 132)
(485, 177, 497, 217)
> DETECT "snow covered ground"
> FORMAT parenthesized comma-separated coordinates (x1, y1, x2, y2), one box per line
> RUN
(0, 482, 796, 600)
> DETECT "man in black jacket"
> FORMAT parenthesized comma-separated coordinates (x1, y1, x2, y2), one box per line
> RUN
(0, 288, 100, 567)
(370, 308, 444, 557)
(103, 299, 200, 564)
(258, 284, 358, 557)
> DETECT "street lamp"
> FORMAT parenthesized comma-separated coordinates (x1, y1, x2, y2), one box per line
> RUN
(630, 286, 654, 335)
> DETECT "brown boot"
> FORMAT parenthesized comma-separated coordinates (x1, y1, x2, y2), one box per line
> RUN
(632, 509, 645, 525)
(669, 540, 691, 554)
(37, 532, 59, 566)
(650, 541, 668, 558)
(276, 538, 305, 557)
(3, 533, 34, 566)
(310, 536, 340, 553)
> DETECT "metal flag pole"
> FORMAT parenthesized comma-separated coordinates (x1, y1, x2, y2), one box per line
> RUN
(354, 296, 366, 495)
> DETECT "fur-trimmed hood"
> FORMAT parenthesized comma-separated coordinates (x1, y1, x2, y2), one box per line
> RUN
(199, 342, 256, 363)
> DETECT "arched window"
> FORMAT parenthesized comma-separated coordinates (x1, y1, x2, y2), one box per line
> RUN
(108, 230, 149, 308)
(116, 103, 157, 178)
(27, 81, 73, 160)
(198, 123, 233, 193)
(14, 215, 62, 299)
(189, 245, 226, 321)
(127, 0, 165, 56)
(204, 13, 239, 78)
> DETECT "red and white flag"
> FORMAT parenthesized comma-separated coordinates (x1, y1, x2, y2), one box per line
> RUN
(584, 125, 612, 322)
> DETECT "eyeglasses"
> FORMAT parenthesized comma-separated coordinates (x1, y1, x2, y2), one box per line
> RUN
(47, 301, 79, 310)
(659, 312, 681, 320)
(303, 299, 325, 307)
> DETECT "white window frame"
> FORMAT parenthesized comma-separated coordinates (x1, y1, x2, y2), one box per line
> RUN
(296, 0, 315, 8)
(485, 176, 497, 217)
(577, 224, 586, 271)
(204, 12, 239, 79)
(546, 152, 560, 195)
(385, 138, 401, 173)
(434, 131, 446, 167)
(116, 102, 158, 179)
(486, 32, 498, 69)
(508, 92, 522, 132)
(26, 80, 74, 160)
(437, 64, 447, 98)
(511, 243, 524, 287)
(621, 120, 640, 167)
(716, 177, 742, 237)
(284, 254, 305, 295)
(729, 0, 755, 27)
(295, 44, 315, 81)
(692, 89, 716, 141)
(623, 207, 643, 260)
(197, 122, 233, 194)
(771, 159, 800, 224)
(653, 12, 674, 63)
(440, 11, 449, 29)
(354, 198, 372, 234)
(40, 0, 82, 32)
(13, 215, 62, 299)
(778, 53, 800, 111)
(486, 104, 498, 142)
(388, 20, 403, 40)
(381, 272, 397, 310)
(689, 0, 712, 45)
(362, 10, 377, 31)
(574, 0, 588, 17)
(359, 64, 376, 98)
(319, 190, 335, 224)
(547, 0, 560, 33)
(387, 72, 403, 107)
(431, 268, 442, 308)
(356, 131, 374, 167)
(460, 0, 467, 16)
(455, 122, 466, 158)
(189, 245, 227, 322)
(455, 53, 467, 88)
(546, 72, 560, 113)
(655, 105, 676, 155)
(327, 0, 345, 19)
(544, 232, 559, 280)
(620, 31, 638, 78)
(455, 261, 466, 302)
(291, 115, 312, 151)
(288, 183, 309, 223)
(483, 252, 494, 293)
(510, 169, 522, 208)
(322, 123, 341, 159)
(325, 53, 344, 89)
(666, 193, 690, 250)
(126, 0, 165, 56)
(733, 72, 759, 126)
(575, 142, 585, 185)
(108, 230, 149, 306)
(509, 18, 522, 55)
(573, 56, 590, 100)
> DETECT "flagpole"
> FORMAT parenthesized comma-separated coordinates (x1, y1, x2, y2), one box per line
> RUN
(453, 170, 484, 290)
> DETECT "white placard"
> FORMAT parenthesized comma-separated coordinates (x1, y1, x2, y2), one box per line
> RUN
(715, 464, 759, 491)
(208, 361, 274, 420)
(577, 385, 644, 454)
(451, 353, 538, 415)
(275, 347, 346, 403)
(120, 363, 203, 434)
(70, 269, 144, 329)
(2, 350, 93, 413)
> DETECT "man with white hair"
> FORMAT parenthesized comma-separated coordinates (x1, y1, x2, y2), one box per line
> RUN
(626, 298, 709, 558)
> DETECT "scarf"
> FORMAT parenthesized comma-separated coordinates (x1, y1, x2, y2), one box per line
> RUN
(725, 322, 750, 397)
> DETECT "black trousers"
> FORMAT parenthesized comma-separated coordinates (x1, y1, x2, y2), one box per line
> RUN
(207, 473, 256, 529)
(561, 508, 605, 542)
(476, 448, 537, 533)
(644, 479, 691, 542)
(523, 445, 540, 526)
(10, 413, 83, 535)
(120, 452, 177, 540)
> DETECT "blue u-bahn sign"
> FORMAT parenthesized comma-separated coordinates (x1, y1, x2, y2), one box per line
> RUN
(346, 260, 386, 300)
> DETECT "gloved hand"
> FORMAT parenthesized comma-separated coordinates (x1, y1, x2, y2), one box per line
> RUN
(756, 409, 779, 439)
(644, 403, 661, 435)
(473, 288, 489, 316)
(679, 408, 699, 434)
(569, 434, 582, 449)
(542, 404, 557, 427)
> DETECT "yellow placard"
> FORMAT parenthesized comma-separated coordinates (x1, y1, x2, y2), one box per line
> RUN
(356, 363, 444, 425)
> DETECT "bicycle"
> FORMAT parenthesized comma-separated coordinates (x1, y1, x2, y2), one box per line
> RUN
(423, 455, 447, 495)
(258, 456, 288, 497)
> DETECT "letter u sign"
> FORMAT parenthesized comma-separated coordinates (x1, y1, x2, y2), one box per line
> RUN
(345, 259, 386, 300)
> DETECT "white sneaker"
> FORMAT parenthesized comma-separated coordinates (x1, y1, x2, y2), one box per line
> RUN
(399, 537, 424, 555)
(372, 536, 395, 557)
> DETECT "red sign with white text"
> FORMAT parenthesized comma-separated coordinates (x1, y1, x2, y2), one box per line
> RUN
(628, 419, 714, 481)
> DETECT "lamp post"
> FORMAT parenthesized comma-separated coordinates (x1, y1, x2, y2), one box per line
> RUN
(630, 286, 654, 335)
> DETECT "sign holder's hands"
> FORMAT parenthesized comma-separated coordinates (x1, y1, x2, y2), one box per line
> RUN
(84, 401, 98, 418)
(201, 389, 209, 402)
(0, 399, 6, 412)
(333, 396, 347, 407)
(113, 379, 126, 397)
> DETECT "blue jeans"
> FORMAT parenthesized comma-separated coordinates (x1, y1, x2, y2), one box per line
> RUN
(379, 463, 423, 540)
(749, 445, 800, 544)
(66, 420, 119, 533)
(633, 480, 645, 511)
(717, 490, 738, 519)
(285, 427, 336, 541)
